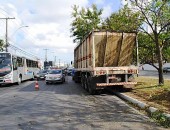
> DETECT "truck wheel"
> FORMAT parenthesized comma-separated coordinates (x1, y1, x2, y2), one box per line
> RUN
(81, 75, 85, 88)
(87, 76, 96, 95)
(84, 76, 88, 91)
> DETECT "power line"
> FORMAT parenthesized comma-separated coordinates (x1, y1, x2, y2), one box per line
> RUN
(8, 43, 41, 60)
(0, 9, 55, 63)
(0, 9, 43, 60)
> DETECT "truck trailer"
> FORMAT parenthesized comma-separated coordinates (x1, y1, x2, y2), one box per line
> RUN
(73, 30, 138, 94)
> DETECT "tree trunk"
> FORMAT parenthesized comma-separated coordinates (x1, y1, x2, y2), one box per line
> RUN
(155, 35, 164, 85)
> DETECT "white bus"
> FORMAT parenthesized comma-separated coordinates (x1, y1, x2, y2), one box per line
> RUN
(0, 52, 40, 85)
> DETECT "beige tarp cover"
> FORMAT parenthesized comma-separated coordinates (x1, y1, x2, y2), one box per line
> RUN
(94, 32, 136, 67)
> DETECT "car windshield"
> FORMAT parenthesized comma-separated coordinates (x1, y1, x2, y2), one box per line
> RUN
(48, 70, 62, 74)
(164, 67, 170, 69)
(40, 70, 48, 73)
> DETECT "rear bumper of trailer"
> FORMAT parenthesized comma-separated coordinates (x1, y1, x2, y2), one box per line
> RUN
(96, 82, 137, 87)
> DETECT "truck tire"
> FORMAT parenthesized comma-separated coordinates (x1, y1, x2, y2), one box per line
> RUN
(81, 75, 85, 88)
(84, 76, 88, 91)
(87, 76, 96, 95)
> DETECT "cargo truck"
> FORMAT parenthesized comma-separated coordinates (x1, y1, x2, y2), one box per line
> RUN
(73, 30, 138, 94)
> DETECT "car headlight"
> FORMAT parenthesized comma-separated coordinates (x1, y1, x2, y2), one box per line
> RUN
(4, 73, 12, 79)
(58, 75, 62, 78)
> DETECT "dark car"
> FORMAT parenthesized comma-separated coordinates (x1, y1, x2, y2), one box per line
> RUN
(67, 69, 73, 76)
(36, 70, 49, 80)
(163, 67, 170, 73)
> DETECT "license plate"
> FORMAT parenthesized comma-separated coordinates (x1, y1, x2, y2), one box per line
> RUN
(109, 70, 125, 74)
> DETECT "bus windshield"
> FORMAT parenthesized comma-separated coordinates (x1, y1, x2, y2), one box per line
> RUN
(0, 53, 12, 76)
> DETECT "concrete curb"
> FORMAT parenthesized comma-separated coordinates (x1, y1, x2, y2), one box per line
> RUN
(114, 92, 170, 120)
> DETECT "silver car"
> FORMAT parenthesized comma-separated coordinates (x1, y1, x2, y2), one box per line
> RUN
(45, 69, 65, 84)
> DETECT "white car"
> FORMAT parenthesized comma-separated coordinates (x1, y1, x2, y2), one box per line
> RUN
(45, 69, 65, 84)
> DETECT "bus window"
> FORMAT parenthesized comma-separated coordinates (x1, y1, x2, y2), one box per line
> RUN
(17, 57, 23, 67)
(12, 56, 17, 70)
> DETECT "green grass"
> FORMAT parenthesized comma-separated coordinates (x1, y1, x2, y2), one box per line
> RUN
(128, 76, 170, 128)
(132, 76, 170, 113)
(151, 110, 170, 128)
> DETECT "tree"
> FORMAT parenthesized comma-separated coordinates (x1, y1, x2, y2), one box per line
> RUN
(138, 33, 157, 66)
(0, 39, 4, 51)
(138, 32, 170, 67)
(103, 5, 143, 32)
(127, 0, 170, 85)
(70, 4, 103, 43)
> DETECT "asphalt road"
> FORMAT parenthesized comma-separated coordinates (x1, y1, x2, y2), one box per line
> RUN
(139, 70, 170, 79)
(0, 76, 167, 130)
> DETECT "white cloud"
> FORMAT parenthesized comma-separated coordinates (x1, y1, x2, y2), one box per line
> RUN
(0, 0, 121, 64)
(0, 0, 89, 63)
(101, 5, 113, 18)
(121, 0, 128, 6)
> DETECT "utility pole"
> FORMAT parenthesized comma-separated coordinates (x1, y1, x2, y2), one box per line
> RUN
(58, 59, 60, 68)
(43, 49, 49, 61)
(54, 56, 57, 66)
(0, 17, 15, 52)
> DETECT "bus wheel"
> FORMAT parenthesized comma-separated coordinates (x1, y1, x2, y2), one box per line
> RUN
(17, 76, 22, 85)
(31, 74, 35, 81)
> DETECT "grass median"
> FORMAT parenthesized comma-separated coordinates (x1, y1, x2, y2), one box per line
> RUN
(125, 76, 170, 127)
(126, 76, 170, 113)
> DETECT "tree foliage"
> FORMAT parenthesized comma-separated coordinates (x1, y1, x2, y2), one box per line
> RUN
(137, 32, 170, 67)
(128, 0, 170, 85)
(70, 4, 103, 43)
(103, 5, 143, 32)
(138, 33, 157, 65)
(0, 39, 4, 51)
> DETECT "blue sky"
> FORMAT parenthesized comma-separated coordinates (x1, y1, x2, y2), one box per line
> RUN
(90, 0, 121, 12)
(0, 0, 122, 66)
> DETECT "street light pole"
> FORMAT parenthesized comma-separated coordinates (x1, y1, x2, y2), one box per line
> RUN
(10, 25, 29, 38)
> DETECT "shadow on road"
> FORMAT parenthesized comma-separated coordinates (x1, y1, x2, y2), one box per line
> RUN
(18, 76, 114, 97)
